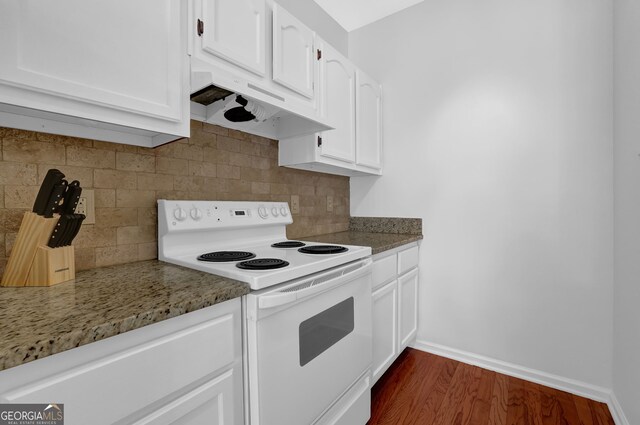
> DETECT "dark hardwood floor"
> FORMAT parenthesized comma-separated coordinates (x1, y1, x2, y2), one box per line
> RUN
(368, 348, 615, 425)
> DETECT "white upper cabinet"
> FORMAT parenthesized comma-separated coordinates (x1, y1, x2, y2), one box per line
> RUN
(319, 42, 356, 164)
(190, 0, 329, 140)
(272, 4, 315, 98)
(200, 0, 266, 76)
(0, 0, 189, 147)
(356, 70, 383, 170)
(278, 38, 382, 177)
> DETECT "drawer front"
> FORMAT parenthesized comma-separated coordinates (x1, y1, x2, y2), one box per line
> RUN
(1, 311, 238, 425)
(398, 246, 419, 275)
(372, 253, 397, 290)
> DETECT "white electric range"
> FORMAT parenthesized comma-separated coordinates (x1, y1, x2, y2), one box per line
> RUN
(158, 200, 373, 425)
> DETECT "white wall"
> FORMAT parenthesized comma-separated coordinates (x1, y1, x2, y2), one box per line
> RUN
(275, 0, 348, 56)
(613, 0, 640, 422)
(349, 0, 614, 388)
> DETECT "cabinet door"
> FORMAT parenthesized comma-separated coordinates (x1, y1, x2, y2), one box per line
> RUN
(398, 268, 419, 350)
(356, 70, 383, 170)
(319, 43, 356, 163)
(0, 0, 185, 124)
(131, 370, 238, 425)
(0, 300, 243, 425)
(199, 0, 266, 76)
(372, 280, 398, 384)
(272, 4, 315, 98)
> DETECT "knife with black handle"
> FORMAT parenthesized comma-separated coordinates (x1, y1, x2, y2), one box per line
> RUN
(43, 181, 67, 218)
(63, 214, 85, 246)
(47, 214, 72, 248)
(57, 214, 84, 247)
(58, 180, 82, 215)
(57, 215, 77, 247)
(33, 169, 65, 216)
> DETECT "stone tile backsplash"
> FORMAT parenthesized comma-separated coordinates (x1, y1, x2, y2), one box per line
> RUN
(0, 121, 349, 276)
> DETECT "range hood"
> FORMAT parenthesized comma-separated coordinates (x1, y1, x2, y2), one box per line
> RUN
(190, 71, 332, 140)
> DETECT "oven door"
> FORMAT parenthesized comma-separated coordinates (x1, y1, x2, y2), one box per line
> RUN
(246, 259, 372, 425)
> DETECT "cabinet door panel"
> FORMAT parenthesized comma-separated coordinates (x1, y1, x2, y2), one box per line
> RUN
(372, 280, 398, 384)
(319, 43, 356, 163)
(273, 4, 314, 98)
(398, 268, 419, 350)
(1, 314, 237, 425)
(356, 70, 383, 169)
(132, 370, 238, 425)
(0, 0, 184, 122)
(200, 0, 266, 76)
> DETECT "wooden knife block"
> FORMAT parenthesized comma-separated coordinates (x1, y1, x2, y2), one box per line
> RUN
(1, 212, 76, 287)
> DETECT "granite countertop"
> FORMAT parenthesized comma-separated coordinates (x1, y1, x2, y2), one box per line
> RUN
(307, 231, 422, 255)
(0, 216, 421, 373)
(0, 260, 249, 372)
(306, 216, 423, 255)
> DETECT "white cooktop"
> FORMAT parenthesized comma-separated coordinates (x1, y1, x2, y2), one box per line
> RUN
(157, 200, 371, 290)
(165, 239, 370, 290)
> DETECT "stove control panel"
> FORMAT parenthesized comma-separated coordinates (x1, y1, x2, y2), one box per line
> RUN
(158, 200, 293, 231)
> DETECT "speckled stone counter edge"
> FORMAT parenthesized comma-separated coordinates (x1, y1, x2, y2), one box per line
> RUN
(369, 235, 422, 255)
(0, 289, 248, 372)
(349, 217, 422, 235)
(0, 260, 249, 372)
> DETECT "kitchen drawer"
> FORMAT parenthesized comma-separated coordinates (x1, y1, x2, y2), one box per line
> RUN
(0, 306, 239, 425)
(398, 246, 419, 275)
(316, 372, 371, 425)
(372, 253, 397, 290)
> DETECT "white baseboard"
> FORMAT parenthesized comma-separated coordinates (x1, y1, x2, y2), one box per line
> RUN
(608, 393, 630, 425)
(411, 340, 629, 423)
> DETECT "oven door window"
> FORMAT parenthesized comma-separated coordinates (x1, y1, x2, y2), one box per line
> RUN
(299, 297, 355, 367)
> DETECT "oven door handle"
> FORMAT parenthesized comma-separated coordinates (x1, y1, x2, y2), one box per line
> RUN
(258, 258, 372, 310)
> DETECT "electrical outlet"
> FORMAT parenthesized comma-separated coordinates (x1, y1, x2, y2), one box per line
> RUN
(291, 195, 300, 214)
(327, 196, 333, 212)
(77, 189, 95, 224)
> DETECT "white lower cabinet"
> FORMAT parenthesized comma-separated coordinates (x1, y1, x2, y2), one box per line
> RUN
(131, 370, 236, 425)
(0, 299, 243, 425)
(398, 268, 419, 350)
(371, 243, 420, 385)
(372, 280, 398, 383)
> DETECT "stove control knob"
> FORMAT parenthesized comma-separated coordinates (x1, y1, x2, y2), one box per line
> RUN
(173, 207, 187, 221)
(280, 207, 288, 216)
(190, 208, 202, 221)
(271, 207, 279, 217)
(258, 206, 269, 219)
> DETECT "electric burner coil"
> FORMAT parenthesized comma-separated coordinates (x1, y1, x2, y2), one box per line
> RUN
(197, 251, 256, 262)
(236, 258, 290, 270)
(271, 241, 306, 248)
(298, 245, 348, 254)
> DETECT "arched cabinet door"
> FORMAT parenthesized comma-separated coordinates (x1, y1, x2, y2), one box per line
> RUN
(318, 42, 356, 164)
(356, 70, 383, 171)
(199, 0, 266, 76)
(272, 4, 315, 98)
